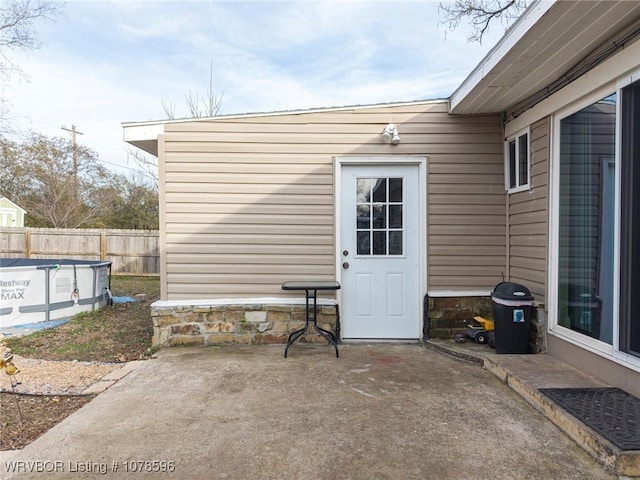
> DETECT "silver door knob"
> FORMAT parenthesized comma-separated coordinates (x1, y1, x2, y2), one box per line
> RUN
(342, 262, 349, 269)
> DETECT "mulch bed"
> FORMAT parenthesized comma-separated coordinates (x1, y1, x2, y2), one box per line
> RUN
(1, 393, 94, 450)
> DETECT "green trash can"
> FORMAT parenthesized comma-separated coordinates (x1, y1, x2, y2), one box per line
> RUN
(491, 282, 534, 354)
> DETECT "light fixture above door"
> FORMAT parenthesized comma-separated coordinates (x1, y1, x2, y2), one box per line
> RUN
(381, 123, 401, 144)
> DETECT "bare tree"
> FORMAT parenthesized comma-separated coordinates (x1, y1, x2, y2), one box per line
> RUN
(439, 0, 530, 43)
(100, 172, 159, 230)
(161, 59, 223, 119)
(0, 0, 60, 132)
(126, 146, 158, 185)
(160, 98, 176, 120)
(1, 134, 122, 228)
(0, 0, 60, 81)
(0, 135, 28, 199)
(23, 135, 112, 227)
(144, 60, 223, 181)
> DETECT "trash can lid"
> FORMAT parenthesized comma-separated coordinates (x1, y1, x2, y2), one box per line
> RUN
(491, 282, 534, 302)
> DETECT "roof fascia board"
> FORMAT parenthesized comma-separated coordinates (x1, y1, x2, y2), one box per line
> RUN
(122, 123, 164, 144)
(0, 197, 26, 213)
(450, 0, 556, 113)
(121, 99, 448, 129)
(122, 99, 448, 155)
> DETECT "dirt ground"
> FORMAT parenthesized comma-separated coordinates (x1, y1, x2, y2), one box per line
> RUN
(0, 276, 159, 451)
(0, 357, 119, 450)
(0, 394, 93, 450)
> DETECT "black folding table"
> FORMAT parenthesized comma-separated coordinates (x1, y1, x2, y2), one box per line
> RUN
(281, 281, 340, 358)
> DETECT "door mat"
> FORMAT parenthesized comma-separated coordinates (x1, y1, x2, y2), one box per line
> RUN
(539, 387, 640, 451)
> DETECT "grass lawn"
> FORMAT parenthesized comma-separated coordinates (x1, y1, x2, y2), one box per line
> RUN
(4, 276, 160, 363)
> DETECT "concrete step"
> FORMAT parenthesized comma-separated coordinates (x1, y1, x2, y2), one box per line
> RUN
(426, 340, 639, 477)
(484, 353, 640, 478)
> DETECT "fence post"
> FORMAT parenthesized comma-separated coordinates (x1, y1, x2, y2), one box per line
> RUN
(100, 230, 107, 260)
(25, 228, 31, 258)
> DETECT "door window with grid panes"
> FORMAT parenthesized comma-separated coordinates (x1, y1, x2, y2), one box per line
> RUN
(355, 177, 403, 256)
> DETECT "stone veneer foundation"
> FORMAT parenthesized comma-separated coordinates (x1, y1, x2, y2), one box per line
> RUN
(151, 296, 546, 353)
(150, 300, 338, 347)
(428, 296, 546, 354)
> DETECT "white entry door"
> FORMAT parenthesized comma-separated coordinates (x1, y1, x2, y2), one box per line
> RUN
(340, 163, 421, 339)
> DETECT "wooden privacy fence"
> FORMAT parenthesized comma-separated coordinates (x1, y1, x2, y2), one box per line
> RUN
(0, 227, 159, 276)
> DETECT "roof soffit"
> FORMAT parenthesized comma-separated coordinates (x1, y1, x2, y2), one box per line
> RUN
(450, 0, 640, 116)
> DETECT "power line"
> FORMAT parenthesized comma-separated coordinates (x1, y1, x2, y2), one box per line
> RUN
(99, 159, 144, 172)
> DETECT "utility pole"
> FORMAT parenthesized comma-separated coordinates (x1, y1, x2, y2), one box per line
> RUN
(61, 125, 84, 200)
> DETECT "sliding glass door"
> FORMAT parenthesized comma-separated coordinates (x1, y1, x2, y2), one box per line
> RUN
(555, 78, 640, 358)
(557, 94, 616, 344)
(620, 80, 640, 357)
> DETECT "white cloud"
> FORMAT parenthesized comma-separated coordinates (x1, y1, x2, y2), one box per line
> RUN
(2, 0, 507, 175)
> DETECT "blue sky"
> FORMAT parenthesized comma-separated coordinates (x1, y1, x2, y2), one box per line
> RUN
(4, 0, 508, 176)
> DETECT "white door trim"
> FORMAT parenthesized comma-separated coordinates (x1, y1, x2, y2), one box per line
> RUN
(334, 156, 428, 339)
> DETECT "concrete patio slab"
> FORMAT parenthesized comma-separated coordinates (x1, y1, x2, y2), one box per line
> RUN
(2, 344, 616, 479)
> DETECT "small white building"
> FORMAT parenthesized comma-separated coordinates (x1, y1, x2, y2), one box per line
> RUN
(0, 197, 26, 227)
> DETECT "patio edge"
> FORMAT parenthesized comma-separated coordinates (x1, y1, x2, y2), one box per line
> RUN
(484, 355, 640, 477)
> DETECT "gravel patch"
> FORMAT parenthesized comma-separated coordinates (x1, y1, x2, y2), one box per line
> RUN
(0, 355, 120, 395)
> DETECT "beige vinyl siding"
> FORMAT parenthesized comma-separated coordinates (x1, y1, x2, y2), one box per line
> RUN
(159, 101, 505, 300)
(428, 114, 505, 291)
(507, 117, 550, 304)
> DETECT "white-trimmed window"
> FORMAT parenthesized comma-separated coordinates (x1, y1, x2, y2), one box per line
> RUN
(505, 128, 530, 192)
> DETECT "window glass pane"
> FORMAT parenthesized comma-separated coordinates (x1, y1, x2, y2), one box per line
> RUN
(518, 134, 528, 186)
(389, 178, 402, 202)
(373, 231, 386, 255)
(372, 178, 386, 202)
(357, 178, 371, 203)
(354, 176, 403, 257)
(389, 231, 403, 255)
(389, 205, 402, 228)
(557, 93, 616, 344)
(357, 231, 370, 255)
(372, 205, 386, 229)
(357, 205, 370, 229)
(620, 80, 640, 357)
(509, 140, 517, 188)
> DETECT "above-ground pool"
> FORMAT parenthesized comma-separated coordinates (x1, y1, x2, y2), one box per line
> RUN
(0, 258, 112, 329)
